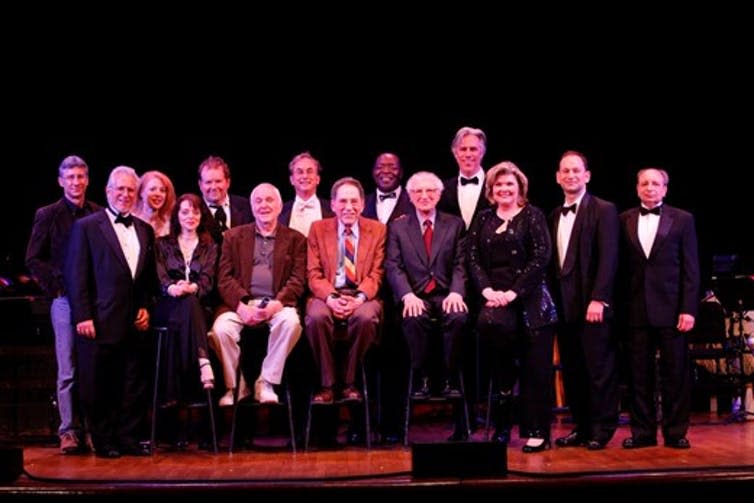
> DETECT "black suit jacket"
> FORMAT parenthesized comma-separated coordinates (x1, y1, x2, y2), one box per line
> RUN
(65, 210, 157, 344)
(438, 175, 492, 228)
(278, 197, 334, 227)
(548, 193, 619, 323)
(204, 194, 253, 245)
(25, 198, 100, 298)
(386, 211, 467, 301)
(363, 188, 413, 224)
(619, 204, 700, 327)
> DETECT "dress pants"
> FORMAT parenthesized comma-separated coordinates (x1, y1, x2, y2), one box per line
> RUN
(210, 306, 302, 388)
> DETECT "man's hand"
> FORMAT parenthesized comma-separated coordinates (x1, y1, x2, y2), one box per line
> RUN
(677, 313, 695, 332)
(402, 293, 426, 318)
(442, 292, 468, 314)
(76, 320, 96, 339)
(585, 300, 605, 323)
(134, 308, 150, 331)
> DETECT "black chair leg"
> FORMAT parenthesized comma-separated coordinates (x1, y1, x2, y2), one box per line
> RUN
(150, 327, 166, 453)
(285, 382, 296, 453)
(404, 368, 413, 447)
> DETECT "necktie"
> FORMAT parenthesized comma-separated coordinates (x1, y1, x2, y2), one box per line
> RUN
(460, 176, 478, 186)
(640, 206, 662, 216)
(114, 213, 133, 227)
(423, 220, 436, 294)
(379, 191, 397, 202)
(211, 205, 228, 231)
(343, 227, 357, 288)
(561, 204, 577, 216)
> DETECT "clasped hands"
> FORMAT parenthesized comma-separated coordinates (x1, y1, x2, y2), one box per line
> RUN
(482, 287, 517, 307)
(402, 292, 467, 318)
(237, 298, 282, 326)
(326, 293, 364, 320)
(167, 280, 198, 297)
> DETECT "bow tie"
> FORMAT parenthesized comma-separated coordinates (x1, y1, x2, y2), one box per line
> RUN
(460, 176, 479, 186)
(640, 206, 662, 216)
(114, 214, 133, 227)
(561, 204, 577, 216)
(378, 192, 397, 202)
(296, 201, 316, 211)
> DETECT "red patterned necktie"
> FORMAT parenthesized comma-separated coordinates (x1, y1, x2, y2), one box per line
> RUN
(423, 220, 436, 293)
(344, 227, 357, 288)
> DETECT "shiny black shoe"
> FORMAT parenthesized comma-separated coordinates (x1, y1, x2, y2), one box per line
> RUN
(411, 377, 431, 400)
(521, 438, 551, 453)
(346, 430, 365, 445)
(95, 445, 121, 458)
(664, 437, 690, 449)
(586, 439, 608, 450)
(446, 428, 469, 442)
(381, 431, 401, 445)
(492, 427, 510, 445)
(555, 430, 587, 448)
(120, 442, 152, 456)
(622, 437, 657, 449)
(441, 380, 463, 399)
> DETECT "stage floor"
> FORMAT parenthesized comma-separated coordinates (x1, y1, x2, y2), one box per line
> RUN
(4, 412, 754, 499)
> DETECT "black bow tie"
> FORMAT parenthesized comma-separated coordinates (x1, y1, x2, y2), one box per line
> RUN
(561, 204, 577, 216)
(114, 214, 133, 227)
(379, 191, 397, 202)
(460, 176, 479, 186)
(640, 206, 662, 216)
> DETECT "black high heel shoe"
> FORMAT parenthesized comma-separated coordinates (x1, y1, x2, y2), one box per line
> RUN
(521, 437, 551, 453)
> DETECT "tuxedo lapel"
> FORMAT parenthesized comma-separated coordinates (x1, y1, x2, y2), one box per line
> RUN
(97, 212, 130, 272)
(626, 210, 644, 258)
(133, 220, 150, 278)
(650, 210, 674, 258)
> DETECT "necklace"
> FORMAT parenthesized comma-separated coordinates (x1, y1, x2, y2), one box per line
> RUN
(178, 235, 199, 276)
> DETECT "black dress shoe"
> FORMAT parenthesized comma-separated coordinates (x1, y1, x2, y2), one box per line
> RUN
(492, 428, 510, 445)
(441, 381, 463, 399)
(446, 429, 469, 442)
(555, 430, 586, 448)
(120, 442, 152, 456)
(586, 439, 607, 450)
(522, 438, 551, 453)
(664, 437, 690, 449)
(346, 430, 364, 445)
(381, 432, 401, 445)
(95, 446, 121, 458)
(411, 378, 431, 399)
(622, 437, 657, 449)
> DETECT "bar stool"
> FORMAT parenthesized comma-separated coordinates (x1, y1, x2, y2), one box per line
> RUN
(228, 325, 297, 453)
(150, 326, 219, 454)
(403, 367, 470, 446)
(402, 315, 470, 446)
(304, 318, 376, 450)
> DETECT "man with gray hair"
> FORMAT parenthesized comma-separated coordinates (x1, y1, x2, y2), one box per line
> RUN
(211, 183, 306, 407)
(438, 126, 493, 229)
(26, 155, 100, 454)
(65, 165, 156, 458)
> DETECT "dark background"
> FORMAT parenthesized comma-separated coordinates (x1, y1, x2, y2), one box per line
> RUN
(2, 13, 752, 297)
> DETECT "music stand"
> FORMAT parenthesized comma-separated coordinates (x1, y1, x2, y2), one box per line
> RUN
(713, 275, 754, 422)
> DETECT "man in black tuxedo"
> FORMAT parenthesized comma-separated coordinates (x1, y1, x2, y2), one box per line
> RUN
(386, 171, 469, 441)
(65, 166, 157, 458)
(363, 152, 413, 225)
(437, 126, 493, 230)
(548, 151, 620, 451)
(198, 155, 253, 244)
(620, 167, 699, 450)
(279, 151, 334, 237)
(362, 152, 413, 443)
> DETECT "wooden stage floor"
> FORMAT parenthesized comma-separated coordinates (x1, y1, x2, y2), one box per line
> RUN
(4, 412, 754, 500)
